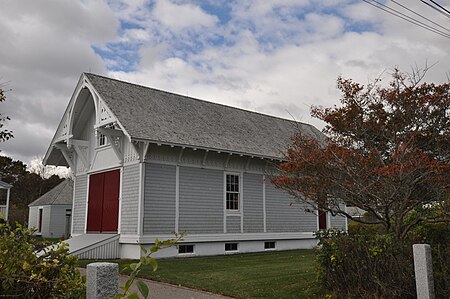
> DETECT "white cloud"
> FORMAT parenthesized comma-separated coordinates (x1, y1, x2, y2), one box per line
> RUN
(109, 0, 450, 131)
(302, 13, 345, 40)
(2, 0, 450, 167)
(122, 28, 151, 43)
(153, 0, 218, 30)
(0, 0, 119, 164)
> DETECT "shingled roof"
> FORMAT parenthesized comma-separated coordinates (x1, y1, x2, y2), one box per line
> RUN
(29, 180, 73, 207)
(85, 73, 324, 159)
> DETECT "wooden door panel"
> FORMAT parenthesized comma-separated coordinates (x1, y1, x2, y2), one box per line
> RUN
(101, 170, 120, 232)
(87, 173, 105, 232)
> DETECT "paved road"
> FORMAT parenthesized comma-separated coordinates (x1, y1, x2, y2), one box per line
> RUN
(119, 275, 233, 299)
(79, 268, 233, 299)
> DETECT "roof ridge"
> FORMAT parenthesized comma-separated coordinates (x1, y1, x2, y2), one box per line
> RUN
(84, 72, 314, 128)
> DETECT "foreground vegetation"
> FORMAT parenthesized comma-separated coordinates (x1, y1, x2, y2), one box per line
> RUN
(80, 249, 316, 299)
(79, 222, 449, 299)
(3, 219, 448, 298)
(316, 222, 450, 299)
(0, 221, 85, 298)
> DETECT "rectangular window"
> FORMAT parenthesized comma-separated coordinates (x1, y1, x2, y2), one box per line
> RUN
(225, 243, 238, 252)
(97, 124, 116, 147)
(178, 244, 194, 254)
(98, 133, 107, 146)
(226, 174, 240, 210)
(264, 241, 276, 250)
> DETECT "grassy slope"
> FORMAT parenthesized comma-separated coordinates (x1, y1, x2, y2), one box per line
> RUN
(79, 249, 316, 299)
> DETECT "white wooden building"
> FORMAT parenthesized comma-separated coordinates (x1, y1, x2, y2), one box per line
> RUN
(43, 73, 347, 259)
(0, 180, 12, 221)
(28, 179, 73, 238)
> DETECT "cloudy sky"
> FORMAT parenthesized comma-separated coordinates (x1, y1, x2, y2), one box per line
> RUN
(1, 0, 449, 167)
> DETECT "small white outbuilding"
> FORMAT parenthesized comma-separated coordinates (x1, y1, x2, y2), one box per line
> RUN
(0, 180, 12, 220)
(28, 179, 73, 238)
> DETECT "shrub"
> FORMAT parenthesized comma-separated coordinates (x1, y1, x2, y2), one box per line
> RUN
(410, 222, 450, 298)
(0, 222, 85, 298)
(314, 225, 449, 299)
(314, 230, 415, 298)
(347, 220, 384, 235)
(116, 233, 184, 299)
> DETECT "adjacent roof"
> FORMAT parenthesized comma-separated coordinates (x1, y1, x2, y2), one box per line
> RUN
(85, 73, 325, 159)
(0, 180, 12, 189)
(28, 179, 73, 207)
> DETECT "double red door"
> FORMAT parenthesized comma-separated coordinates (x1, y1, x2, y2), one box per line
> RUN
(87, 169, 120, 233)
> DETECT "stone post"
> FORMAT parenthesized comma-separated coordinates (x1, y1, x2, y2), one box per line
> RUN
(413, 244, 435, 299)
(86, 262, 119, 299)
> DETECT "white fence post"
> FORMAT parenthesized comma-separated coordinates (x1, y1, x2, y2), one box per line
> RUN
(86, 262, 119, 299)
(413, 244, 435, 299)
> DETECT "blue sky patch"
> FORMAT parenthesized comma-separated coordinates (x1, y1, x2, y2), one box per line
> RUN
(199, 2, 232, 25)
(93, 43, 141, 72)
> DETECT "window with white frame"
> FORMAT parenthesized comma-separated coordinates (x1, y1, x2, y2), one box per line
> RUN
(226, 174, 240, 210)
(178, 244, 194, 254)
(98, 132, 107, 146)
(97, 124, 115, 147)
(264, 241, 276, 250)
(225, 243, 238, 252)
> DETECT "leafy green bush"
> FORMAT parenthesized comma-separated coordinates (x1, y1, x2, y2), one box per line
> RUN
(347, 220, 385, 235)
(0, 221, 85, 298)
(410, 222, 450, 298)
(314, 230, 415, 298)
(116, 233, 184, 299)
(314, 224, 450, 299)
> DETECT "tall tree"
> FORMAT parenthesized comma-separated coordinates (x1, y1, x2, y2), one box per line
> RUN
(0, 84, 13, 142)
(272, 69, 449, 239)
(0, 156, 63, 224)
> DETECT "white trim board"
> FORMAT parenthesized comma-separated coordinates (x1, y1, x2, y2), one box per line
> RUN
(119, 231, 315, 244)
(175, 165, 180, 233)
(145, 159, 270, 175)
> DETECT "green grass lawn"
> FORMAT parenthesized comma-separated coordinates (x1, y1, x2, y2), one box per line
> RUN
(79, 249, 317, 299)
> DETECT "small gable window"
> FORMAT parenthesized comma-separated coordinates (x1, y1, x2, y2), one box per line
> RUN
(98, 133, 107, 147)
(97, 124, 116, 147)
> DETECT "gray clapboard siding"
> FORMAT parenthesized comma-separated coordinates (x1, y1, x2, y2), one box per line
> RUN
(48, 205, 72, 237)
(330, 215, 346, 230)
(120, 164, 140, 234)
(72, 174, 87, 234)
(179, 148, 204, 165)
(265, 183, 317, 232)
(74, 235, 120, 259)
(66, 234, 120, 259)
(143, 163, 176, 234)
(179, 167, 223, 234)
(243, 173, 264, 233)
(42, 206, 52, 237)
(28, 207, 39, 231)
(330, 205, 347, 230)
(226, 216, 241, 233)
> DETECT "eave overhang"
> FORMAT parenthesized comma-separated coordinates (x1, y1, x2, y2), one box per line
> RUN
(130, 137, 285, 163)
(43, 73, 130, 168)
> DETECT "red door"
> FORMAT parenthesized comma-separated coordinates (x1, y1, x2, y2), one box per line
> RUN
(87, 169, 120, 233)
(86, 173, 104, 232)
